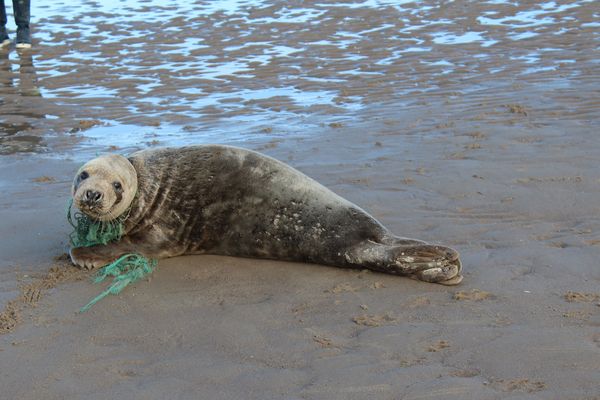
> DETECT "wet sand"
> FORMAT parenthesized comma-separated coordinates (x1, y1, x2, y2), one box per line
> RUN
(1, 0, 600, 398)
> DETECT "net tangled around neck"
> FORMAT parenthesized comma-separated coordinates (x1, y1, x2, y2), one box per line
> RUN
(67, 199, 157, 312)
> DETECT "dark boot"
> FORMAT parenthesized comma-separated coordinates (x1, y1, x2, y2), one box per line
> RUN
(0, 0, 9, 47)
(13, 0, 30, 49)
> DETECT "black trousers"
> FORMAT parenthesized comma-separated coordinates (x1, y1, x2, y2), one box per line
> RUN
(0, 0, 30, 29)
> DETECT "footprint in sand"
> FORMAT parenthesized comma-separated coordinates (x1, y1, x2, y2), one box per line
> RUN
(352, 313, 395, 327)
(453, 289, 494, 301)
(427, 340, 450, 352)
(563, 291, 600, 303)
(492, 378, 546, 393)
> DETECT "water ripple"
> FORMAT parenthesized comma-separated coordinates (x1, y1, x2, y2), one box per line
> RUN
(0, 0, 596, 153)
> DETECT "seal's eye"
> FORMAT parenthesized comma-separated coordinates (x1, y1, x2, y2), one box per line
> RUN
(79, 171, 89, 181)
(113, 181, 123, 192)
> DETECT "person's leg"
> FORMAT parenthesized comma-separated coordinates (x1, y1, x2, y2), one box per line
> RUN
(0, 1, 10, 47)
(13, 0, 30, 49)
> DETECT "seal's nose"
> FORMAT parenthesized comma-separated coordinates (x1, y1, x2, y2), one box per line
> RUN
(84, 189, 103, 204)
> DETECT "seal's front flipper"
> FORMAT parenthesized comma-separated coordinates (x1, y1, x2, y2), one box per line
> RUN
(70, 242, 134, 270)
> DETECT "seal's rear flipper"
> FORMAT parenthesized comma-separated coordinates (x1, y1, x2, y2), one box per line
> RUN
(345, 241, 463, 285)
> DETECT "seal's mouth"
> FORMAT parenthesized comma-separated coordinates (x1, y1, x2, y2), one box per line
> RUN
(75, 192, 117, 221)
(76, 204, 108, 220)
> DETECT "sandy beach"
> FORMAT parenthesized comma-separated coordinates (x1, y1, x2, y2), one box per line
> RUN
(1, 1, 599, 398)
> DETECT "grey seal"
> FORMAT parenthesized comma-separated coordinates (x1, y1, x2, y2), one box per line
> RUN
(70, 145, 463, 285)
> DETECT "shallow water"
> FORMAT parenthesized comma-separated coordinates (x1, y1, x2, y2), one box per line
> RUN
(0, 0, 598, 155)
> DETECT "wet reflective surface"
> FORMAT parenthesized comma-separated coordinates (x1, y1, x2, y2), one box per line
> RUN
(0, 0, 597, 155)
(0, 51, 45, 154)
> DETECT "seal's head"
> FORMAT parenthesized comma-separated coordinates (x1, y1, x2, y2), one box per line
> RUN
(72, 154, 138, 221)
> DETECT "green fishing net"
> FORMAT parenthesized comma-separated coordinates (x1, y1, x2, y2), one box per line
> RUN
(67, 199, 126, 248)
(79, 254, 157, 312)
(67, 200, 157, 312)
